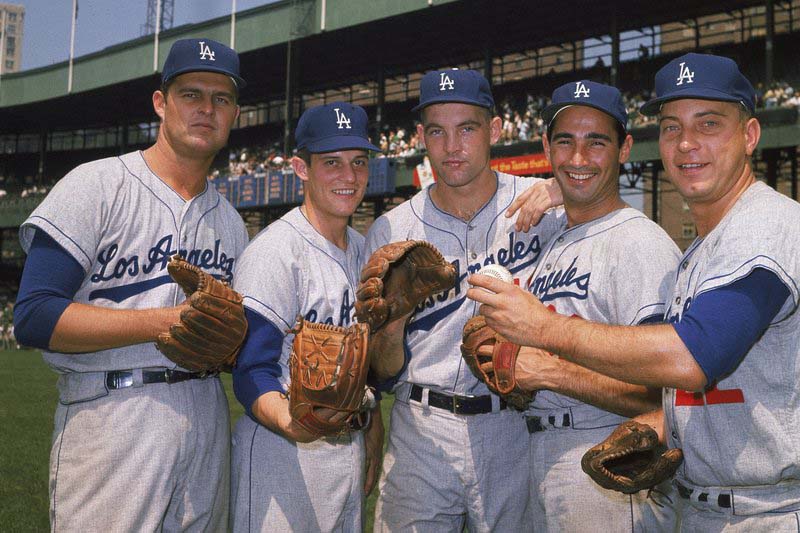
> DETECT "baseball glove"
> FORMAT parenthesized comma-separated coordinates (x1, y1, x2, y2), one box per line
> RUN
(156, 255, 247, 373)
(581, 420, 684, 494)
(355, 240, 457, 332)
(288, 317, 375, 438)
(460, 315, 534, 410)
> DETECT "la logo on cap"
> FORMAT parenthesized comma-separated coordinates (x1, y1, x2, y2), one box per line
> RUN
(439, 72, 455, 91)
(334, 108, 352, 129)
(198, 41, 216, 61)
(676, 61, 694, 86)
(574, 81, 590, 98)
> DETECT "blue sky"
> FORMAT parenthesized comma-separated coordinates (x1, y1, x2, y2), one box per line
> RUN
(13, 0, 277, 71)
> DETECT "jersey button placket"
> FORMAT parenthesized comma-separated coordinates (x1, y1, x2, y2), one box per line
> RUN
(178, 199, 197, 253)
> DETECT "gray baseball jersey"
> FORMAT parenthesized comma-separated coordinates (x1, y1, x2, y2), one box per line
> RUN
(229, 207, 366, 532)
(524, 207, 680, 532)
(367, 172, 564, 531)
(365, 172, 563, 395)
(19, 150, 247, 530)
(665, 181, 800, 518)
(20, 150, 248, 375)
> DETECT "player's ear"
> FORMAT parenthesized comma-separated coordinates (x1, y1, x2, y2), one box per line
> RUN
(744, 117, 761, 157)
(292, 156, 310, 182)
(618, 134, 634, 164)
(542, 131, 552, 165)
(153, 90, 166, 120)
(489, 116, 502, 144)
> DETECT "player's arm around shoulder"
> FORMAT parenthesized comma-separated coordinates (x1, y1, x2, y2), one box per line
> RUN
(504, 176, 563, 232)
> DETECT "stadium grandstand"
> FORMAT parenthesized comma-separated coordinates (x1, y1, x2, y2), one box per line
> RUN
(2, 0, 800, 337)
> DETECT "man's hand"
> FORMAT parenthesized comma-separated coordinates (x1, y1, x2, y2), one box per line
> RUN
(477, 343, 562, 393)
(505, 177, 563, 232)
(467, 274, 564, 348)
(252, 391, 350, 443)
(363, 405, 384, 495)
(513, 346, 562, 392)
(634, 409, 667, 444)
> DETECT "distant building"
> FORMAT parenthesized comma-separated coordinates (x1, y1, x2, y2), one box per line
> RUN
(0, 3, 24, 74)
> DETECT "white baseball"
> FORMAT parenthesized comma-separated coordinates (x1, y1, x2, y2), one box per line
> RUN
(476, 264, 513, 291)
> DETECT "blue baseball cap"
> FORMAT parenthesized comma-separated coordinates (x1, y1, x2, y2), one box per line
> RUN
(640, 53, 755, 116)
(295, 102, 380, 153)
(412, 69, 495, 112)
(162, 38, 246, 89)
(542, 80, 628, 131)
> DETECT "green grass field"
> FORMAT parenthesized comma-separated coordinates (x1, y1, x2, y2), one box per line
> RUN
(0, 349, 390, 531)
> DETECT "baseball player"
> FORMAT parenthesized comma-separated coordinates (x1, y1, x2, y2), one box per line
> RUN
(366, 69, 564, 532)
(510, 80, 680, 531)
(12, 39, 248, 530)
(470, 53, 800, 531)
(229, 102, 384, 532)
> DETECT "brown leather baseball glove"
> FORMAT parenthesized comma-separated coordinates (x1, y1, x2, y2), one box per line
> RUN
(460, 315, 534, 410)
(581, 420, 684, 494)
(355, 240, 456, 332)
(156, 255, 247, 373)
(288, 317, 375, 438)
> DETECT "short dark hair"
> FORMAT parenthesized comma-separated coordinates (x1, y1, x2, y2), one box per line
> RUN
(160, 78, 176, 97)
(546, 112, 627, 146)
(738, 104, 753, 123)
(296, 148, 312, 165)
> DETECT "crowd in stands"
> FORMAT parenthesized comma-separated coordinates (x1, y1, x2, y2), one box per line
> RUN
(204, 80, 800, 178)
(759, 81, 800, 109)
(378, 128, 422, 159)
(0, 175, 51, 201)
(217, 146, 290, 179)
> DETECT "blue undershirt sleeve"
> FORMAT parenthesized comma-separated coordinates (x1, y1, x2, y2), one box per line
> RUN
(232, 307, 286, 419)
(14, 230, 85, 350)
(672, 268, 790, 385)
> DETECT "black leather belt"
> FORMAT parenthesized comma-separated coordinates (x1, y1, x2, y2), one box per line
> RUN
(526, 413, 571, 433)
(105, 369, 208, 390)
(409, 384, 506, 415)
(675, 481, 731, 508)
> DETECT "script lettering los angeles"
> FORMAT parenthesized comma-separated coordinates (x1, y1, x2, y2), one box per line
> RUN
(91, 235, 236, 285)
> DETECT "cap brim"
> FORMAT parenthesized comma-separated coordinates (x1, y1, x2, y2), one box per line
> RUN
(164, 66, 247, 89)
(412, 96, 493, 112)
(640, 87, 746, 116)
(542, 103, 627, 131)
(305, 136, 381, 153)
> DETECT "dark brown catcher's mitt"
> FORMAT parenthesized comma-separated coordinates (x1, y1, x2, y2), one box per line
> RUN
(581, 420, 684, 494)
(460, 315, 534, 410)
(156, 255, 247, 373)
(355, 240, 457, 332)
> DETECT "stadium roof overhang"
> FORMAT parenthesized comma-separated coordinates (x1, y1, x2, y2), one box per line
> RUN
(0, 0, 764, 134)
